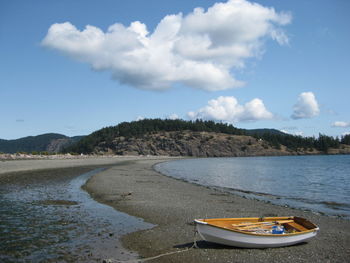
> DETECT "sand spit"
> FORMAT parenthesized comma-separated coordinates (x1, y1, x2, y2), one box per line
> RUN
(85, 158, 350, 263)
(0, 154, 171, 176)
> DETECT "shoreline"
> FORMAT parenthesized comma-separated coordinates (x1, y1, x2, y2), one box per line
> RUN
(153, 155, 350, 220)
(0, 156, 178, 262)
(1, 157, 349, 262)
(0, 157, 161, 262)
(85, 157, 350, 263)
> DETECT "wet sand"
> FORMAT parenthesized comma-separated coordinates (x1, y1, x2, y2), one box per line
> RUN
(85, 158, 350, 263)
(0, 157, 159, 262)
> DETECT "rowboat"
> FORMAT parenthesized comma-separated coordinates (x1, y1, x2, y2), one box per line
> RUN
(194, 216, 319, 248)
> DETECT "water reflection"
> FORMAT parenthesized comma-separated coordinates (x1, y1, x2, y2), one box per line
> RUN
(156, 155, 350, 218)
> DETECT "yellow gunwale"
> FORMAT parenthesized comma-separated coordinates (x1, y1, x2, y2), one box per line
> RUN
(195, 216, 319, 237)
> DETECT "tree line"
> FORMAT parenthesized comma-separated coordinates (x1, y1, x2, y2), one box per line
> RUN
(252, 132, 349, 152)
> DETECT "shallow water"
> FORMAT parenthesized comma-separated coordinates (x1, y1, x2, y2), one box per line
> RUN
(0, 168, 153, 262)
(155, 155, 350, 218)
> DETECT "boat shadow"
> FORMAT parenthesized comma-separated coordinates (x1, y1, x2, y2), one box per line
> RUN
(174, 240, 234, 250)
(174, 240, 308, 250)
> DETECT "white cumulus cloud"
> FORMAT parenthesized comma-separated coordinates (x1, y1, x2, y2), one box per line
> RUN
(332, 121, 350, 128)
(291, 92, 320, 120)
(188, 96, 273, 123)
(42, 0, 291, 91)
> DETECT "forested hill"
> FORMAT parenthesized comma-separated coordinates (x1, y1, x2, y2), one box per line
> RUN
(64, 119, 350, 156)
(0, 133, 84, 154)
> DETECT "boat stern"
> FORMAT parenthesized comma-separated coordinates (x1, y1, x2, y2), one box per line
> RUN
(194, 219, 207, 225)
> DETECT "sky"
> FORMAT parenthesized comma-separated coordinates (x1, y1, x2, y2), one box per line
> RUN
(1, 0, 349, 140)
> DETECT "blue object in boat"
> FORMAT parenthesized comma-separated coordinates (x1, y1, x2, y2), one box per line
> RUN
(272, 225, 284, 234)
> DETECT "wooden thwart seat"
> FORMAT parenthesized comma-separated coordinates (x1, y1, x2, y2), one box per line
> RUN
(284, 222, 308, 232)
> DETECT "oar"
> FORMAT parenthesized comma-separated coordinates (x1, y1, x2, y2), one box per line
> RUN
(233, 220, 293, 228)
(232, 222, 275, 228)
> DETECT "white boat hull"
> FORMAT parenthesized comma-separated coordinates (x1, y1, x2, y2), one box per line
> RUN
(195, 220, 318, 248)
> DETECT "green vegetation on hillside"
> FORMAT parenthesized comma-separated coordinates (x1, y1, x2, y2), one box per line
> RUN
(341, 134, 350, 145)
(64, 119, 350, 154)
(250, 132, 341, 152)
(64, 119, 245, 153)
(0, 133, 84, 154)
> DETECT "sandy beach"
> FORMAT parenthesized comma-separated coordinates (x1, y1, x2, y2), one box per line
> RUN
(1, 156, 349, 262)
(85, 158, 350, 263)
(0, 155, 140, 175)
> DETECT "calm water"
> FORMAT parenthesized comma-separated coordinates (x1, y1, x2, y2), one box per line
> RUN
(155, 155, 350, 218)
(0, 168, 153, 262)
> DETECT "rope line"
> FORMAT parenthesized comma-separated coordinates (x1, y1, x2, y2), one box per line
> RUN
(104, 225, 199, 263)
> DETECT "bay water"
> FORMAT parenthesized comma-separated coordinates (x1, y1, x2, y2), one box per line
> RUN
(155, 155, 350, 218)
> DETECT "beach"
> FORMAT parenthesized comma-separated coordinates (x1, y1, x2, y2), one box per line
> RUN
(1, 156, 349, 262)
(85, 158, 350, 263)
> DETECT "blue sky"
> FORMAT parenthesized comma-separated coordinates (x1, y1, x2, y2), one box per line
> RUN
(1, 0, 349, 140)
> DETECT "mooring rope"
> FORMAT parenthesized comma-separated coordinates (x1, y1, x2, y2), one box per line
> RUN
(104, 225, 199, 263)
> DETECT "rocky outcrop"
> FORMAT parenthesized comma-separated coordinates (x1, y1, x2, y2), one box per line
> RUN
(94, 131, 295, 157)
(92, 131, 350, 157)
(46, 138, 72, 153)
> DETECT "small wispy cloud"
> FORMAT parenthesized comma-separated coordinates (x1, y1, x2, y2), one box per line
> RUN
(291, 92, 320, 120)
(16, 119, 24, 122)
(332, 121, 350, 128)
(280, 129, 290, 134)
(167, 114, 179, 120)
(281, 126, 298, 131)
(188, 96, 274, 123)
(280, 129, 303, 136)
(42, 0, 291, 91)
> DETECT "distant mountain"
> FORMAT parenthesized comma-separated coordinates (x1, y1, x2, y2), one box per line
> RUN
(0, 133, 84, 154)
